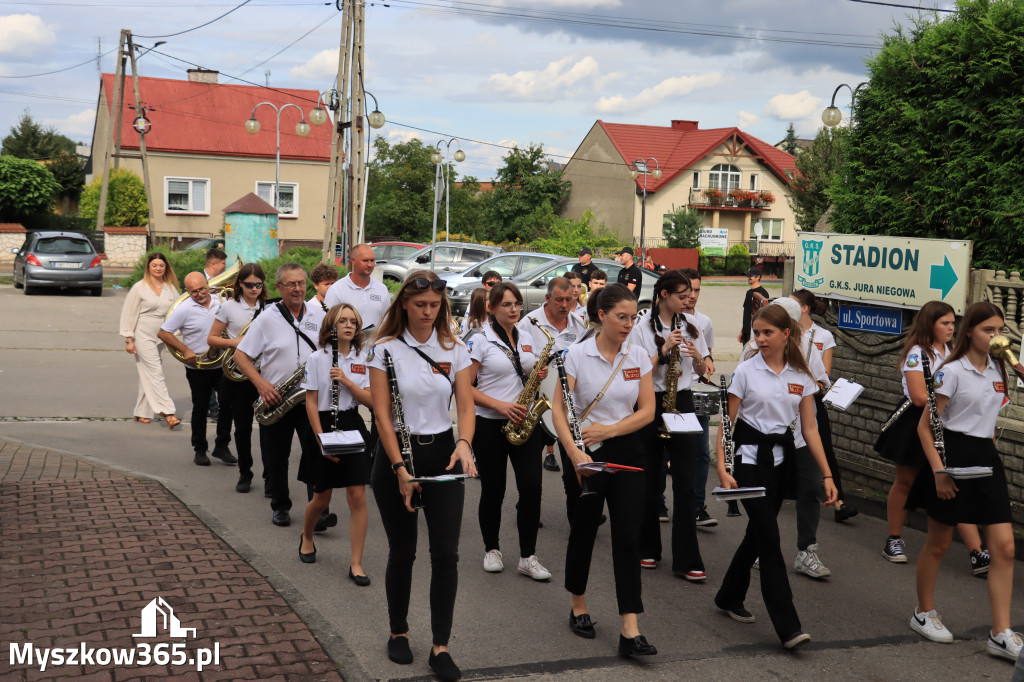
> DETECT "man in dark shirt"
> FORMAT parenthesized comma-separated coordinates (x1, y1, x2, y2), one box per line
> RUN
(571, 247, 595, 287)
(615, 246, 642, 298)
(738, 267, 769, 345)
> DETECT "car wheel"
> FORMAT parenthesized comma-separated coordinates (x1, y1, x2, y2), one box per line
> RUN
(23, 281, 35, 295)
(91, 287, 103, 297)
(637, 300, 651, 315)
(13, 271, 23, 289)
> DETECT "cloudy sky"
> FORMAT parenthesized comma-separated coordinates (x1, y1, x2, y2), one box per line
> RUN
(0, 0, 955, 178)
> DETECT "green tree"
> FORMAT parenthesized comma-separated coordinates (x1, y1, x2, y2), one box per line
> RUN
(47, 150, 87, 212)
(532, 210, 619, 256)
(481, 144, 571, 243)
(2, 111, 76, 160)
(0, 155, 62, 221)
(661, 204, 702, 248)
(726, 243, 751, 275)
(780, 122, 800, 156)
(79, 168, 149, 227)
(787, 126, 848, 230)
(830, 0, 1024, 270)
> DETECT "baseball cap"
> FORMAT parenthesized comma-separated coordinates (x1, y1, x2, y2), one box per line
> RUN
(743, 267, 762, 277)
(616, 246, 634, 256)
(578, 247, 593, 256)
(770, 297, 802, 323)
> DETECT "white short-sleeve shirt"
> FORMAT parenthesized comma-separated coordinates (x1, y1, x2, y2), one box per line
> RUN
(728, 353, 819, 465)
(518, 305, 588, 355)
(691, 309, 714, 350)
(628, 313, 709, 393)
(805, 323, 836, 354)
(469, 323, 540, 419)
(367, 330, 471, 435)
(324, 274, 391, 330)
(237, 302, 323, 385)
(301, 345, 370, 412)
(934, 355, 1006, 439)
(563, 338, 652, 426)
(215, 298, 262, 339)
(901, 343, 950, 400)
(160, 297, 220, 356)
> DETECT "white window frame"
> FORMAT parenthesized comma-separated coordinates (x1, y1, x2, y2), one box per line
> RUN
(749, 173, 759, 190)
(692, 171, 700, 188)
(255, 181, 299, 218)
(751, 218, 784, 241)
(708, 164, 740, 190)
(164, 177, 210, 215)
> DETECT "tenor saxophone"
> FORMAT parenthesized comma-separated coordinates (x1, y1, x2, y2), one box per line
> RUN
(660, 316, 681, 439)
(502, 319, 555, 445)
(254, 365, 307, 426)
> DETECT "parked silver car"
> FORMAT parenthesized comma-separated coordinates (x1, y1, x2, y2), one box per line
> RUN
(445, 251, 563, 315)
(12, 231, 103, 296)
(510, 257, 658, 314)
(375, 241, 502, 285)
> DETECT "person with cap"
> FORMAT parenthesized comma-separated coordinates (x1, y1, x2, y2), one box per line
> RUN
(615, 247, 642, 298)
(738, 267, 769, 345)
(572, 247, 595, 288)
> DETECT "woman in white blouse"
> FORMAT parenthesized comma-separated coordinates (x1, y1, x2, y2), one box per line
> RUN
(119, 252, 180, 428)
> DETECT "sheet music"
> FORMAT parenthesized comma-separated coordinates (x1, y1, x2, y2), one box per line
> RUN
(712, 486, 767, 500)
(937, 466, 994, 479)
(317, 430, 365, 456)
(661, 412, 704, 433)
(823, 378, 864, 411)
(407, 473, 472, 483)
(575, 462, 644, 473)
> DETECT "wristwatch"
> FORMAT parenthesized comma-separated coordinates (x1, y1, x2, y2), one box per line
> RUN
(391, 461, 407, 473)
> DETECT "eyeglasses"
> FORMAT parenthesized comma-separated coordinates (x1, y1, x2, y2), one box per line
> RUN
(610, 313, 639, 324)
(188, 287, 209, 295)
(499, 302, 524, 310)
(278, 281, 306, 290)
(406, 277, 446, 292)
(241, 281, 264, 290)
(483, 280, 500, 287)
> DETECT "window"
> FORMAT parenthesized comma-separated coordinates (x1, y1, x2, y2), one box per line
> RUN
(36, 237, 94, 254)
(165, 177, 209, 214)
(390, 245, 419, 260)
(749, 173, 758, 190)
(520, 255, 552, 273)
(751, 218, 784, 241)
(461, 248, 492, 262)
(256, 182, 298, 217)
(692, 171, 700, 188)
(433, 246, 458, 263)
(707, 164, 740, 190)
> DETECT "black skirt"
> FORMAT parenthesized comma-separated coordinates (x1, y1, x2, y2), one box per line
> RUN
(298, 408, 372, 492)
(875, 402, 927, 467)
(905, 429, 1011, 526)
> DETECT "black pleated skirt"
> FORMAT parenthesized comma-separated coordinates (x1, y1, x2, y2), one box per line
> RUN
(875, 402, 927, 467)
(298, 408, 372, 492)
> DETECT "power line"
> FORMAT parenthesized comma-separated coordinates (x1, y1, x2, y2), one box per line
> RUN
(135, 0, 256, 39)
(847, 0, 955, 11)
(0, 49, 118, 79)
(236, 10, 338, 78)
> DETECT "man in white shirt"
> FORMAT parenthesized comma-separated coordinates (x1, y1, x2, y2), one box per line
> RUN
(202, 248, 227, 281)
(159, 272, 237, 468)
(680, 268, 717, 527)
(324, 243, 390, 331)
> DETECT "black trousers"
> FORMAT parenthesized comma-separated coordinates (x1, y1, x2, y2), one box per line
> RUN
(715, 460, 801, 642)
(794, 446, 821, 551)
(371, 430, 464, 646)
(563, 433, 645, 615)
(184, 367, 232, 454)
(258, 404, 318, 512)
(474, 416, 543, 558)
(814, 395, 845, 500)
(223, 378, 260, 481)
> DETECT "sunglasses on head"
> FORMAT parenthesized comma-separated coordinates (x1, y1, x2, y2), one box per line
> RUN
(406, 277, 446, 292)
(240, 281, 264, 290)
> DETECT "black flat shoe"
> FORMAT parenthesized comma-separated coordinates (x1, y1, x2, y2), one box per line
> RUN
(235, 478, 251, 493)
(618, 634, 657, 657)
(834, 503, 859, 523)
(272, 510, 291, 527)
(387, 636, 413, 664)
(315, 511, 338, 533)
(428, 649, 461, 681)
(349, 567, 370, 586)
(569, 610, 596, 639)
(299, 535, 316, 563)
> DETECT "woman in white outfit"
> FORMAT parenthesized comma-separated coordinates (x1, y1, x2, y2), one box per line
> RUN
(120, 252, 180, 429)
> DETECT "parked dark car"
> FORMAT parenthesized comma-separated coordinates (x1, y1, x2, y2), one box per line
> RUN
(183, 238, 225, 252)
(12, 231, 104, 296)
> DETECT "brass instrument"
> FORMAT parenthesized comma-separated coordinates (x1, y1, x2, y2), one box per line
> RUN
(254, 365, 307, 426)
(920, 354, 946, 469)
(990, 335, 1024, 383)
(221, 319, 254, 382)
(660, 316, 681, 439)
(503, 319, 556, 445)
(385, 349, 423, 509)
(578, 283, 588, 307)
(164, 258, 242, 369)
(720, 374, 741, 517)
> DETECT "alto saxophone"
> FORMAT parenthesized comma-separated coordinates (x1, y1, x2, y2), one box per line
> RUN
(660, 316, 681, 439)
(254, 364, 307, 426)
(503, 319, 555, 445)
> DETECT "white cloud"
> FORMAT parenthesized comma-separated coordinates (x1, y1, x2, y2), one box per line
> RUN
(594, 73, 724, 113)
(386, 129, 422, 144)
(762, 89, 822, 120)
(289, 48, 339, 81)
(0, 14, 56, 56)
(737, 110, 760, 129)
(43, 109, 94, 140)
(487, 56, 602, 101)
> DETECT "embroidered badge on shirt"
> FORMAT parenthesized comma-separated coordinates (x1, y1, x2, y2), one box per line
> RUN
(788, 383, 804, 395)
(933, 371, 943, 389)
(370, 294, 382, 301)
(366, 345, 376, 361)
(906, 353, 919, 368)
(994, 381, 1006, 392)
(522, 345, 533, 353)
(622, 367, 641, 381)
(351, 364, 366, 375)
(814, 342, 824, 350)
(433, 362, 453, 375)
(466, 339, 473, 352)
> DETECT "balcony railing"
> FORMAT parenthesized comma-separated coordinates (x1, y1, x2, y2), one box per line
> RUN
(688, 187, 776, 211)
(636, 237, 795, 259)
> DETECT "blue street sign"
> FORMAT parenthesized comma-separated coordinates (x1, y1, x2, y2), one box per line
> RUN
(837, 302, 903, 335)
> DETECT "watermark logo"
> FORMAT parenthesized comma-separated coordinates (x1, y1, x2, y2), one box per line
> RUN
(797, 240, 825, 288)
(134, 597, 196, 639)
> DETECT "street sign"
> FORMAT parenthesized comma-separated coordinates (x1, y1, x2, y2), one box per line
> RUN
(837, 302, 903, 335)
(699, 228, 728, 257)
(794, 233, 972, 314)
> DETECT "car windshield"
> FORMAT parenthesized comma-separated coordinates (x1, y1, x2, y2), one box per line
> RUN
(35, 237, 93, 255)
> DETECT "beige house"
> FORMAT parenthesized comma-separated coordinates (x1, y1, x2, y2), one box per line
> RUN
(561, 120, 799, 261)
(90, 70, 332, 247)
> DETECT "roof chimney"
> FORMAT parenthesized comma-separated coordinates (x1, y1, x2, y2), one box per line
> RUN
(671, 120, 698, 132)
(187, 68, 219, 84)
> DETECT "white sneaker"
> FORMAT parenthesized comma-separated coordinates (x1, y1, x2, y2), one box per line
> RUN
(483, 549, 503, 573)
(794, 544, 832, 579)
(910, 609, 954, 643)
(987, 628, 1024, 661)
(517, 555, 552, 581)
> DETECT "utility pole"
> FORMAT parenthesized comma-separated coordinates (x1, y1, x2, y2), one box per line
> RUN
(321, 3, 352, 263)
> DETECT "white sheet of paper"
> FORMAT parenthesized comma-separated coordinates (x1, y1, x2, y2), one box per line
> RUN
(408, 473, 472, 482)
(317, 430, 365, 447)
(661, 412, 704, 433)
(711, 486, 767, 500)
(822, 378, 864, 411)
(937, 466, 994, 479)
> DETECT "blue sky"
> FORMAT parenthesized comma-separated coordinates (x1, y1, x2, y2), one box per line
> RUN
(0, 0, 956, 178)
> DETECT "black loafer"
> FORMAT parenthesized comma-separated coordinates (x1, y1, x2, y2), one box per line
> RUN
(315, 511, 338, 533)
(543, 453, 560, 471)
(349, 567, 371, 586)
(835, 503, 859, 523)
(299, 535, 316, 563)
(235, 478, 251, 493)
(194, 450, 211, 466)
(618, 634, 657, 657)
(272, 510, 291, 527)
(387, 636, 413, 664)
(428, 649, 461, 681)
(569, 610, 596, 639)
(211, 446, 237, 465)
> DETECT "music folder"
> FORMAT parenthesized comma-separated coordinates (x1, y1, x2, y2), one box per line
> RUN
(822, 378, 864, 412)
(317, 430, 365, 456)
(936, 466, 994, 479)
(408, 473, 473, 483)
(712, 486, 767, 500)
(575, 462, 644, 473)
(661, 412, 704, 434)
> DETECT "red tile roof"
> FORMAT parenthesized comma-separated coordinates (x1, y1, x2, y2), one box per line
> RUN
(99, 74, 331, 162)
(596, 121, 797, 193)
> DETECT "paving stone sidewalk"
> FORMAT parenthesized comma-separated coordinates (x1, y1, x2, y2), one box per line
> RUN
(0, 439, 344, 681)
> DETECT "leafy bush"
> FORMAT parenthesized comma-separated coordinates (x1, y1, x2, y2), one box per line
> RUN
(697, 247, 710, 275)
(259, 247, 345, 299)
(726, 243, 751, 275)
(79, 168, 148, 227)
(0, 155, 61, 221)
(532, 210, 619, 257)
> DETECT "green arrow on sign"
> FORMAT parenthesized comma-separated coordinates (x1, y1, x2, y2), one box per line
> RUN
(929, 255, 958, 299)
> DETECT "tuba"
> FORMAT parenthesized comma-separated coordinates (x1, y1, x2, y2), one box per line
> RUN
(165, 257, 242, 369)
(502, 319, 555, 445)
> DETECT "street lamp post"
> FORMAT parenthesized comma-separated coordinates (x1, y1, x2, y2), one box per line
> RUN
(244, 102, 312, 215)
(821, 82, 868, 128)
(629, 157, 662, 263)
(430, 139, 465, 272)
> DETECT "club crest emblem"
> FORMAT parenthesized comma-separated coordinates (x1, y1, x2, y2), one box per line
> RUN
(906, 353, 919, 368)
(933, 371, 944, 389)
(796, 239, 825, 288)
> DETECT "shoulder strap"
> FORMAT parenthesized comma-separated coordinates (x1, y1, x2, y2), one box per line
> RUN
(397, 336, 454, 394)
(579, 343, 631, 422)
(276, 302, 317, 352)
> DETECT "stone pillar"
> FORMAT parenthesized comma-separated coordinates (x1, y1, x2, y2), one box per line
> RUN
(0, 223, 27, 263)
(102, 227, 148, 267)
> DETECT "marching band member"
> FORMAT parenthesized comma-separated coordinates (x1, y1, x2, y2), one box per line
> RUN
(367, 270, 477, 681)
(906, 302, 1020, 660)
(680, 268, 717, 528)
(714, 303, 837, 650)
(468, 282, 551, 580)
(207, 263, 266, 493)
(564, 271, 585, 322)
(299, 303, 372, 586)
(158, 271, 236, 468)
(551, 283, 658, 657)
(459, 288, 488, 340)
(629, 270, 708, 581)
(233, 264, 325, 527)
(324, 244, 390, 330)
(309, 262, 339, 313)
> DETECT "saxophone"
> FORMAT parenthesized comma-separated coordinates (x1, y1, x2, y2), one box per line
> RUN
(254, 365, 307, 426)
(502, 319, 555, 445)
(660, 316, 681, 439)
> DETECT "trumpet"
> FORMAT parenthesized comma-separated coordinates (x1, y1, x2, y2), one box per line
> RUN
(164, 257, 242, 369)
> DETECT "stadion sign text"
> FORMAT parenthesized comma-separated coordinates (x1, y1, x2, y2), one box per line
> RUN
(795, 233, 971, 314)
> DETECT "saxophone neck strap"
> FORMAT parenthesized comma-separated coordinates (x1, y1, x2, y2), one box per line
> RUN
(276, 302, 318, 352)
(490, 323, 526, 385)
(578, 343, 631, 422)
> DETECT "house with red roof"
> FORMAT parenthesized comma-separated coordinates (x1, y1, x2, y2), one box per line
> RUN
(90, 70, 332, 247)
(561, 119, 799, 262)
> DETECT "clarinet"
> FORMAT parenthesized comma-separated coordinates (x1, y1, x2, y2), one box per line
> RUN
(555, 354, 595, 498)
(920, 354, 947, 470)
(720, 374, 741, 517)
(330, 327, 339, 432)
(384, 349, 422, 509)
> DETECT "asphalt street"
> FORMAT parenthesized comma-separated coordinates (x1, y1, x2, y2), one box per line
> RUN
(0, 282, 1019, 681)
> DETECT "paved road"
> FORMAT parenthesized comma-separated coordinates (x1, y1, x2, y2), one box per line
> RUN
(1, 283, 1020, 681)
